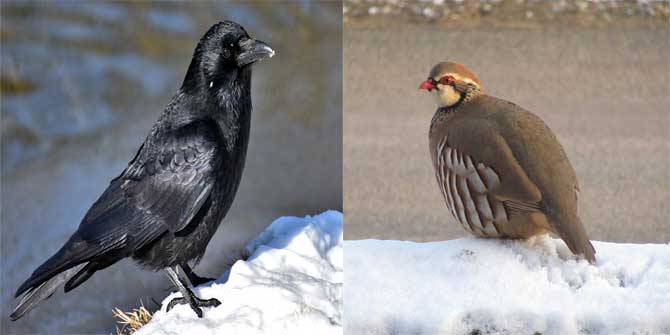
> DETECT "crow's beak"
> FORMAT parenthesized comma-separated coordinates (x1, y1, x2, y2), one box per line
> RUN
(237, 39, 275, 67)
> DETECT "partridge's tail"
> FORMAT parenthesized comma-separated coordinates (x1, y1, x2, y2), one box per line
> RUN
(552, 212, 596, 264)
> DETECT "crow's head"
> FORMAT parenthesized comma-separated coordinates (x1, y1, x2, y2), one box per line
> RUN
(183, 20, 274, 92)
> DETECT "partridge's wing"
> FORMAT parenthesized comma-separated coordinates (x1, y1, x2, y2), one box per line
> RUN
(430, 118, 542, 236)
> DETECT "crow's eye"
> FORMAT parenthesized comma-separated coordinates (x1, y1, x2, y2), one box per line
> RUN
(222, 48, 231, 59)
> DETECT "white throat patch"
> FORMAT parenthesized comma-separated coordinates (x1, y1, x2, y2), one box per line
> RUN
(431, 72, 480, 107)
(433, 84, 460, 107)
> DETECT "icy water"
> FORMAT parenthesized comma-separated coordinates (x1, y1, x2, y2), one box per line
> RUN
(1, 2, 342, 334)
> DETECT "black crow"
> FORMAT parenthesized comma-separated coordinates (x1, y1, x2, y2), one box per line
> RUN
(11, 20, 274, 320)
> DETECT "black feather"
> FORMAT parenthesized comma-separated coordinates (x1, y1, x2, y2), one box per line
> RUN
(12, 20, 272, 320)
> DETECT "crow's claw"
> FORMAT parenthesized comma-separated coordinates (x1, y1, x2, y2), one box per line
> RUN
(166, 295, 221, 318)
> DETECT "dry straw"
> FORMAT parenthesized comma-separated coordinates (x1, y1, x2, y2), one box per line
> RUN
(113, 301, 153, 335)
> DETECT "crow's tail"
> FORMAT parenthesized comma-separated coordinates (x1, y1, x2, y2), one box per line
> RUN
(10, 264, 86, 321)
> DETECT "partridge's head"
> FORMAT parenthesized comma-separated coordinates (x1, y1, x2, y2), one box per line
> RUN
(419, 62, 482, 108)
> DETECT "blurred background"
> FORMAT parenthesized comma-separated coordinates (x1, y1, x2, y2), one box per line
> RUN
(1, 1, 341, 334)
(344, 0, 669, 242)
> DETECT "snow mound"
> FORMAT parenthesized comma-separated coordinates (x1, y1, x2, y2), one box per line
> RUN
(345, 236, 670, 335)
(136, 210, 343, 335)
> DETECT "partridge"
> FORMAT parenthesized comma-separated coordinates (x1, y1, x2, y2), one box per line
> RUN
(419, 62, 595, 263)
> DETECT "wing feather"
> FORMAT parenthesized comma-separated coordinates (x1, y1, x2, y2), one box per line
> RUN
(431, 118, 543, 237)
(15, 119, 222, 297)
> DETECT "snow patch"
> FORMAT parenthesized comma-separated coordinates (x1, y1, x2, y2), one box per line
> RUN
(136, 211, 343, 335)
(345, 236, 670, 335)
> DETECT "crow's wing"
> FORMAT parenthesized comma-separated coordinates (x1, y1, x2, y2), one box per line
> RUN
(82, 118, 222, 247)
(15, 119, 222, 297)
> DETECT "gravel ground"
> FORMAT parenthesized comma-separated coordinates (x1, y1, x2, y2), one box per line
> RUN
(343, 22, 670, 243)
(344, 0, 669, 25)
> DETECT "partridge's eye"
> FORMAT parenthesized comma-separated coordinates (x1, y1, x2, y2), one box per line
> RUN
(439, 76, 454, 85)
(222, 48, 231, 59)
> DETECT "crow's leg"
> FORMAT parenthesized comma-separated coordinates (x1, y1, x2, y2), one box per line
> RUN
(164, 267, 221, 318)
(182, 264, 216, 287)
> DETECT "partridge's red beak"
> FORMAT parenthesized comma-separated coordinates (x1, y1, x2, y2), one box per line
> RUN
(419, 80, 434, 91)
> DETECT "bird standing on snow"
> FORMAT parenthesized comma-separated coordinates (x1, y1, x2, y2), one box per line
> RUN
(12, 21, 275, 320)
(419, 62, 595, 263)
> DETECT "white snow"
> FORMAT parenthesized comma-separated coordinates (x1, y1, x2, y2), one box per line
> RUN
(345, 236, 670, 335)
(136, 210, 342, 335)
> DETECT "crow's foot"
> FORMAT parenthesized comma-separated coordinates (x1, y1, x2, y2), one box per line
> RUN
(166, 294, 221, 318)
(189, 275, 217, 287)
(182, 264, 217, 287)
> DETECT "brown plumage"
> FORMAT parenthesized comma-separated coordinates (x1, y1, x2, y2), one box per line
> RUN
(420, 62, 596, 263)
